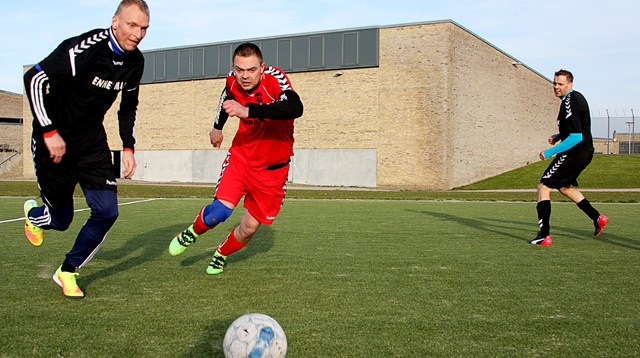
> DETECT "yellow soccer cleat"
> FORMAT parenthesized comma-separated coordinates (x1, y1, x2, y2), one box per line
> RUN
(53, 266, 85, 299)
(23, 200, 44, 246)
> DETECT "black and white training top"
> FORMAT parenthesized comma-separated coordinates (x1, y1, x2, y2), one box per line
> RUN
(24, 27, 144, 152)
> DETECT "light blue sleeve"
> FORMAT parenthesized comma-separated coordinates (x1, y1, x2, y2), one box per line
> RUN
(543, 133, 582, 158)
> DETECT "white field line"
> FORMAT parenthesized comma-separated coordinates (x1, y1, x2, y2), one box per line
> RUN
(0, 198, 160, 224)
(3, 197, 637, 225)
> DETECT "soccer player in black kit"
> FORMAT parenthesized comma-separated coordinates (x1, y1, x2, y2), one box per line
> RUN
(22, 0, 150, 298)
(530, 69, 608, 246)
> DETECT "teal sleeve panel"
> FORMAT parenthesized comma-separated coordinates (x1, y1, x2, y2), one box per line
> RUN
(543, 133, 582, 158)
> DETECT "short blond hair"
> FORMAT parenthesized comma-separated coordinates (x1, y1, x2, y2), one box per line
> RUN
(115, 0, 150, 17)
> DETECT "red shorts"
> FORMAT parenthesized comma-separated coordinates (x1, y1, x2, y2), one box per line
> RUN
(214, 152, 289, 225)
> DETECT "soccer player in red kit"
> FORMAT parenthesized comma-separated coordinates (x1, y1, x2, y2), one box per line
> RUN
(168, 42, 303, 275)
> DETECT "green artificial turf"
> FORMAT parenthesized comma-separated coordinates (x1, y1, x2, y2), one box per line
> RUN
(1, 198, 638, 357)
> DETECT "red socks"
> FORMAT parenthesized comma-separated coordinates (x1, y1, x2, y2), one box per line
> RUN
(217, 228, 246, 256)
(192, 206, 214, 235)
(192, 206, 246, 256)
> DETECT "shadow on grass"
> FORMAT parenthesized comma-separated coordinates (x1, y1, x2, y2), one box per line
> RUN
(79, 222, 277, 292)
(80, 223, 184, 289)
(408, 209, 639, 250)
(597, 235, 640, 250)
(183, 319, 228, 358)
(560, 225, 640, 251)
(178, 224, 276, 268)
(406, 209, 533, 242)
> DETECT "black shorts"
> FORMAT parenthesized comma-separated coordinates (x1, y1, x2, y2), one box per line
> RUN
(31, 136, 117, 208)
(540, 149, 593, 189)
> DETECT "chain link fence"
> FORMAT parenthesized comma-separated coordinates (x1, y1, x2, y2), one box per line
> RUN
(592, 109, 637, 154)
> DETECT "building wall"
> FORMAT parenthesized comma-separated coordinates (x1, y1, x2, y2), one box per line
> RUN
(602, 132, 639, 154)
(0, 124, 21, 150)
(1, 91, 22, 151)
(22, 21, 558, 189)
(0, 90, 22, 118)
(594, 138, 618, 154)
(21, 89, 32, 163)
(376, 23, 453, 188)
(447, 24, 557, 188)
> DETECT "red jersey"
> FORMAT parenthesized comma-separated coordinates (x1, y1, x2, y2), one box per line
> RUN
(216, 66, 301, 170)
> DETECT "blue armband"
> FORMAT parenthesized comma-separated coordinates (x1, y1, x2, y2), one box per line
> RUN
(543, 133, 582, 158)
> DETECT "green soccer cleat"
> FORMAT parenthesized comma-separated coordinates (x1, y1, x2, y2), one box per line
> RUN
(206, 251, 227, 275)
(169, 225, 198, 256)
(52, 266, 84, 299)
(23, 200, 44, 246)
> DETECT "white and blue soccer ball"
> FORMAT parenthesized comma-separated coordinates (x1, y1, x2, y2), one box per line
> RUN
(223, 313, 287, 358)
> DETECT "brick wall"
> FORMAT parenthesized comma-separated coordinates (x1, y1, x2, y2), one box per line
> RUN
(447, 24, 557, 188)
(1, 91, 22, 151)
(22, 22, 558, 189)
(0, 91, 22, 118)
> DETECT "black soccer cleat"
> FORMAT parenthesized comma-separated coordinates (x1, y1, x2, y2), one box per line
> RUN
(530, 234, 552, 246)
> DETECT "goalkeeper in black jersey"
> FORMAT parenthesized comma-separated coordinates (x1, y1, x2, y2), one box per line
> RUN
(22, 0, 150, 299)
